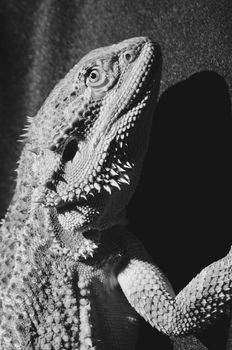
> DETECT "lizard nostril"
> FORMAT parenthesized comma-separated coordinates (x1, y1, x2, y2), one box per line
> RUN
(62, 139, 78, 162)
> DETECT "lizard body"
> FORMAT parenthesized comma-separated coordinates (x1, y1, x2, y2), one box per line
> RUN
(0, 37, 231, 350)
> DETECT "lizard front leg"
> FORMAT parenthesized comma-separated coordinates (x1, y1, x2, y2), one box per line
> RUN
(117, 237, 232, 337)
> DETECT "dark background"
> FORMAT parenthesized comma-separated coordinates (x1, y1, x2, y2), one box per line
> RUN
(0, 1, 232, 349)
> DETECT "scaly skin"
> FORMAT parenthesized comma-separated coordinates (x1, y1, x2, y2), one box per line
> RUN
(0, 37, 231, 350)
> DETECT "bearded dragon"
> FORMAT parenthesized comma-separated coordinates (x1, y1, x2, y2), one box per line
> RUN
(0, 36, 231, 350)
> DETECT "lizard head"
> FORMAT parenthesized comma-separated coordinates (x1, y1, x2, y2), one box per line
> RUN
(26, 37, 161, 234)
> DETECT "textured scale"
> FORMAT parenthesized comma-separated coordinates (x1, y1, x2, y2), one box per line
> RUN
(0, 36, 232, 350)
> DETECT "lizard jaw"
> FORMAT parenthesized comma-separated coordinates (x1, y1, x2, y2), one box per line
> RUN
(52, 81, 155, 202)
(54, 85, 160, 232)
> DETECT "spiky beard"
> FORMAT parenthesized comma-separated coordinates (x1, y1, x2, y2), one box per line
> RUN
(52, 90, 152, 233)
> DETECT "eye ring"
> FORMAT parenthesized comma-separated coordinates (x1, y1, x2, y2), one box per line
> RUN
(88, 69, 100, 83)
(86, 67, 108, 88)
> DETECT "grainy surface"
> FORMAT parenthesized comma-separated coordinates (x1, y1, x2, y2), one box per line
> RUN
(0, 1, 231, 349)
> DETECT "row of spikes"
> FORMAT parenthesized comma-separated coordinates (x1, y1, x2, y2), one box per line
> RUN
(17, 115, 34, 143)
(44, 159, 133, 206)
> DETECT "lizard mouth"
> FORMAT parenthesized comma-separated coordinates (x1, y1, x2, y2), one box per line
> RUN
(56, 199, 84, 212)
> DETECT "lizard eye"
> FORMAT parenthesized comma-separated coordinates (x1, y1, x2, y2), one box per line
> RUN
(86, 67, 107, 88)
(89, 69, 100, 82)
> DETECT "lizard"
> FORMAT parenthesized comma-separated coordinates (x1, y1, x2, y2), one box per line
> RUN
(0, 36, 231, 350)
